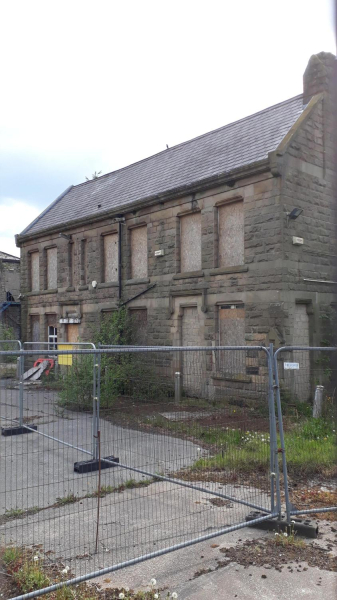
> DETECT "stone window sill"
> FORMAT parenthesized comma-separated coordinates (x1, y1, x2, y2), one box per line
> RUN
(65, 286, 75, 292)
(27, 288, 58, 296)
(125, 278, 150, 286)
(210, 265, 248, 276)
(212, 373, 252, 383)
(173, 270, 204, 280)
(78, 285, 89, 291)
(97, 282, 119, 289)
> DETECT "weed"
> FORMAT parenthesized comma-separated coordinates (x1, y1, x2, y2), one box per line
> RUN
(5, 507, 24, 518)
(55, 586, 76, 600)
(1, 546, 176, 599)
(13, 559, 50, 593)
(3, 546, 22, 565)
(298, 417, 334, 440)
(85, 478, 155, 500)
(55, 494, 78, 506)
(272, 525, 306, 549)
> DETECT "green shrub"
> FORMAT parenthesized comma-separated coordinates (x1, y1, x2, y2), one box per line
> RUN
(13, 560, 50, 593)
(0, 323, 17, 363)
(58, 308, 171, 410)
(58, 355, 94, 410)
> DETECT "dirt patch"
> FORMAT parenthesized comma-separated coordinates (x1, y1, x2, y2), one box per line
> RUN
(288, 485, 337, 522)
(102, 400, 270, 431)
(192, 536, 337, 579)
(208, 497, 232, 507)
(172, 467, 270, 492)
(197, 413, 270, 431)
(0, 566, 17, 599)
(218, 537, 337, 572)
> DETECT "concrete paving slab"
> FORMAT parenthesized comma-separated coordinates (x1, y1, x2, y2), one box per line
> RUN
(159, 411, 212, 421)
(175, 561, 336, 600)
(0, 386, 209, 512)
(0, 481, 270, 574)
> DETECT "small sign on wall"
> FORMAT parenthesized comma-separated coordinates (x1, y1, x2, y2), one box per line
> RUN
(284, 362, 300, 370)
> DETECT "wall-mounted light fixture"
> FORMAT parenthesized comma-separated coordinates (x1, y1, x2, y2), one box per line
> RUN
(287, 208, 303, 220)
(286, 208, 303, 226)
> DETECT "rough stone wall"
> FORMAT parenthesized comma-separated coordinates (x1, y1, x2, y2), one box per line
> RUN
(0, 259, 20, 302)
(0, 258, 21, 338)
(17, 86, 336, 365)
(278, 96, 336, 347)
(18, 169, 285, 350)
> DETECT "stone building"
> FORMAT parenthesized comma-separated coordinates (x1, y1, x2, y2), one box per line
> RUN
(16, 52, 336, 390)
(0, 251, 20, 339)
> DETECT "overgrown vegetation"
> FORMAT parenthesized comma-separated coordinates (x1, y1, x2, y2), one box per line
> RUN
(1, 547, 177, 599)
(0, 322, 17, 363)
(193, 418, 336, 476)
(58, 308, 172, 410)
(148, 415, 336, 478)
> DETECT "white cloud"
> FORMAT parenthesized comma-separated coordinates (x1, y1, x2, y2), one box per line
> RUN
(0, 0, 335, 227)
(0, 199, 40, 256)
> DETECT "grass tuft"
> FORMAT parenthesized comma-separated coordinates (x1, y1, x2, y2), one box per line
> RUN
(55, 494, 78, 506)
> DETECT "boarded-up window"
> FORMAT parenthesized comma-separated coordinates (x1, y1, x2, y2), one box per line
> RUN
(180, 213, 201, 272)
(131, 226, 148, 279)
(218, 201, 244, 267)
(31, 252, 39, 291)
(80, 239, 87, 285)
(130, 308, 148, 345)
(68, 242, 75, 286)
(104, 233, 118, 282)
(31, 315, 40, 344)
(47, 248, 57, 289)
(218, 304, 245, 373)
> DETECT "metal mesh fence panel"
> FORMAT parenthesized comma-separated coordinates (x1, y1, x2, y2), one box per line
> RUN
(273, 346, 337, 521)
(1, 345, 278, 599)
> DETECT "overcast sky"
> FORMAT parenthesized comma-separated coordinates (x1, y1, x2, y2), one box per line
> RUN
(1, 0, 335, 257)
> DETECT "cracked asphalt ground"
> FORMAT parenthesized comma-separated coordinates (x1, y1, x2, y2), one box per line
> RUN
(1, 383, 336, 598)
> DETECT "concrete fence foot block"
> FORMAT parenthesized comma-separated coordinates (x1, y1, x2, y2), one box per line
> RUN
(1, 425, 38, 436)
(246, 511, 318, 538)
(74, 456, 120, 474)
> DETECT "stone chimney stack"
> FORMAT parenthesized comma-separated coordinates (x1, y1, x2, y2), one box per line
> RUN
(303, 51, 336, 104)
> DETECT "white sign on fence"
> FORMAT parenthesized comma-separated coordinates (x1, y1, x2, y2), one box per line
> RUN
(284, 362, 300, 370)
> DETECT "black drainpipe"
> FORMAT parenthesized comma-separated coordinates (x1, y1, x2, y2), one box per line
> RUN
(118, 221, 122, 300)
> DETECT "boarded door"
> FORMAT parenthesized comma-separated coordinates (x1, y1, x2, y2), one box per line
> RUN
(67, 324, 79, 343)
(59, 324, 79, 366)
(291, 304, 311, 402)
(181, 306, 204, 397)
(218, 305, 245, 375)
(130, 309, 148, 345)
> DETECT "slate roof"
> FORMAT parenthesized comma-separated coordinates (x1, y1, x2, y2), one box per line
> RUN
(21, 94, 305, 237)
(0, 251, 20, 261)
